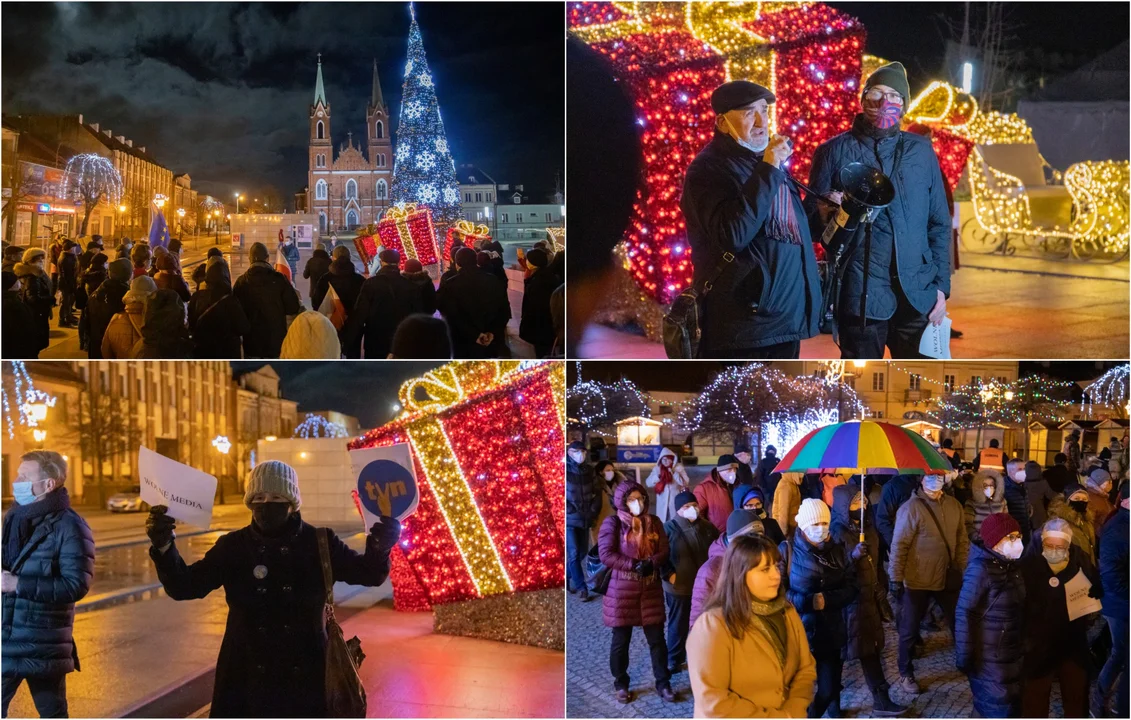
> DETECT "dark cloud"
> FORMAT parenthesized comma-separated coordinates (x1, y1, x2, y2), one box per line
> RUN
(2, 2, 564, 202)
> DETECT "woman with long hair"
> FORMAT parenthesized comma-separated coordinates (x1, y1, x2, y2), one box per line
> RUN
(687, 534, 816, 717)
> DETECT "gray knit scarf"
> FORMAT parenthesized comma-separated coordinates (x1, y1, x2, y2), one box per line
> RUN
(749, 590, 790, 667)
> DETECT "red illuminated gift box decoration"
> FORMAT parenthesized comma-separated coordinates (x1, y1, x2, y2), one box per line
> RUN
(349, 361, 566, 612)
(377, 203, 440, 269)
(569, 1, 866, 304)
(443, 220, 493, 266)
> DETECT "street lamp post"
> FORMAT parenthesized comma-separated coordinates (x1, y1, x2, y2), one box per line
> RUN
(234, 192, 241, 216)
(212, 435, 233, 504)
(213, 210, 221, 245)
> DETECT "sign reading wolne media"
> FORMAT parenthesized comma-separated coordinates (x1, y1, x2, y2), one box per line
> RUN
(138, 446, 217, 528)
(349, 444, 420, 528)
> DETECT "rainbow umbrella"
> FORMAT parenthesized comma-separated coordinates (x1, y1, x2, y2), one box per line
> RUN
(773, 420, 952, 476)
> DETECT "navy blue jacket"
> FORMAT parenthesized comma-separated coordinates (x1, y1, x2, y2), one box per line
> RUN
(681, 132, 822, 353)
(566, 459, 602, 529)
(1099, 507, 1128, 619)
(806, 115, 951, 320)
(780, 530, 858, 658)
(955, 543, 1026, 707)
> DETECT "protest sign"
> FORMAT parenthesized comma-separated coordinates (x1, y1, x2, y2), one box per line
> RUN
(138, 446, 217, 528)
(349, 444, 420, 527)
(1064, 569, 1103, 621)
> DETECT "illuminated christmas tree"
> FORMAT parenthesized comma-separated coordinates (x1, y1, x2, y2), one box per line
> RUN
(390, 3, 463, 240)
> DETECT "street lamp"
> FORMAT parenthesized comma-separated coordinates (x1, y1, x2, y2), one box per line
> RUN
(234, 192, 243, 215)
(153, 194, 167, 210)
(32, 429, 47, 444)
(212, 435, 232, 504)
(27, 401, 49, 423)
(213, 209, 221, 245)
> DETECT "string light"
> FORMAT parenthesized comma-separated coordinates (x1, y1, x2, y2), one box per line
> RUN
(931, 376, 1074, 429)
(1083, 364, 1130, 414)
(390, 4, 464, 242)
(378, 202, 440, 267)
(350, 361, 564, 610)
(2, 361, 57, 439)
(443, 220, 492, 264)
(293, 413, 349, 439)
(58, 153, 125, 221)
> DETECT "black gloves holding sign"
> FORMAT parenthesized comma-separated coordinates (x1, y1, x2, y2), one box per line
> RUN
(146, 505, 176, 552)
(369, 516, 402, 553)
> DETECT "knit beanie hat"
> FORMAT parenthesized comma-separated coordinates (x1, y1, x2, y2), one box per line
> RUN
(980, 512, 1019, 551)
(249, 242, 269, 264)
(716, 454, 739, 470)
(245, 460, 301, 510)
(108, 257, 133, 283)
(795, 498, 831, 530)
(123, 275, 158, 304)
(674, 490, 697, 510)
(726, 509, 764, 541)
(864, 61, 911, 105)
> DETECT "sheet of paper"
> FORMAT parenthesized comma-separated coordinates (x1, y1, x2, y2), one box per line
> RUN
(919, 315, 952, 359)
(138, 446, 217, 528)
(1064, 568, 1103, 622)
(349, 444, 420, 526)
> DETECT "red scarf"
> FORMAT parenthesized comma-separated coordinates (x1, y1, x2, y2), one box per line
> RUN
(655, 463, 674, 495)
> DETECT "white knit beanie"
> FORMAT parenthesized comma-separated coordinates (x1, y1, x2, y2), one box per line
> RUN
(795, 498, 831, 529)
(245, 460, 302, 510)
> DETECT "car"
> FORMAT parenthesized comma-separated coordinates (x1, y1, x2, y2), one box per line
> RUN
(107, 485, 149, 513)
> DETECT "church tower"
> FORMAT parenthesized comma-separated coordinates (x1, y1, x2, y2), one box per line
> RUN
(366, 59, 393, 222)
(309, 55, 333, 231)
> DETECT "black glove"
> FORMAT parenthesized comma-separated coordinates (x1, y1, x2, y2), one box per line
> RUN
(635, 559, 655, 577)
(851, 542, 869, 561)
(889, 580, 903, 597)
(146, 505, 176, 550)
(1088, 583, 1104, 600)
(369, 516, 402, 553)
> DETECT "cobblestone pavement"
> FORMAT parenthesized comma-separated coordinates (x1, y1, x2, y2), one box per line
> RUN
(566, 591, 1067, 718)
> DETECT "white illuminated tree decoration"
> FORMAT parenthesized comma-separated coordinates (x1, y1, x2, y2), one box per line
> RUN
(59, 153, 124, 237)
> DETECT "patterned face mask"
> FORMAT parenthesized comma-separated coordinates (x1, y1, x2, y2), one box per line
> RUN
(864, 97, 904, 129)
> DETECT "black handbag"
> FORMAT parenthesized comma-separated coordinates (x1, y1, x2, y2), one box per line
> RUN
(316, 528, 367, 718)
(661, 251, 734, 359)
(585, 544, 611, 595)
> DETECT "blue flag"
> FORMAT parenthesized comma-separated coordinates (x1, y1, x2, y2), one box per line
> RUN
(148, 210, 170, 249)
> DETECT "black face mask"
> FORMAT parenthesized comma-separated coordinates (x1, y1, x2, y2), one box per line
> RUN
(252, 502, 292, 535)
(1070, 500, 1089, 514)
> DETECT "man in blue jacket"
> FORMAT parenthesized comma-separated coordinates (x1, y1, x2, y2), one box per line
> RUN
(1093, 481, 1129, 718)
(806, 62, 952, 359)
(2, 451, 95, 718)
(681, 80, 822, 358)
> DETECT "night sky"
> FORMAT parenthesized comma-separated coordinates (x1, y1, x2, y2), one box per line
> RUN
(1, 2, 564, 204)
(232, 361, 441, 428)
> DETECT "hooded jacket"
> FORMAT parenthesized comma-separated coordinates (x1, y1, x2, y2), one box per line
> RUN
(890, 487, 969, 591)
(829, 484, 885, 660)
(280, 311, 341, 359)
(102, 298, 147, 359)
(805, 114, 952, 321)
(693, 470, 735, 535)
(681, 132, 822, 354)
(129, 289, 192, 359)
(233, 263, 302, 358)
(1047, 486, 1097, 563)
(301, 248, 331, 299)
(965, 469, 1007, 544)
(188, 260, 250, 359)
(645, 447, 691, 524)
(955, 542, 1026, 715)
(598, 480, 669, 628)
(781, 524, 858, 658)
(662, 511, 719, 597)
(14, 261, 54, 352)
(690, 535, 728, 629)
(736, 487, 785, 545)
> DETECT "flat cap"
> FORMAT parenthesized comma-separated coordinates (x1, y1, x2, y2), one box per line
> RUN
(711, 80, 775, 115)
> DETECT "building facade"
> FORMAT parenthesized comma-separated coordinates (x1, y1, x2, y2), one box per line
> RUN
(306, 57, 393, 235)
(494, 183, 564, 243)
(457, 164, 497, 236)
(234, 365, 300, 483)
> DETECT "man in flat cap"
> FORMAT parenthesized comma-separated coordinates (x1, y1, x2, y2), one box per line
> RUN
(805, 61, 952, 359)
(680, 80, 822, 358)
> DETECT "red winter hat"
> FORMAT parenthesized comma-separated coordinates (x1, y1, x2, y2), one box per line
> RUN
(980, 512, 1019, 551)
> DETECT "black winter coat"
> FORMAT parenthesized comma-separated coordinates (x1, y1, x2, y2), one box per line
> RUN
(58, 252, 78, 292)
(1019, 534, 1100, 678)
(15, 263, 54, 352)
(754, 455, 781, 509)
(829, 484, 885, 660)
(955, 543, 1026, 702)
(519, 266, 558, 355)
(344, 266, 424, 360)
(86, 278, 128, 360)
(233, 263, 301, 358)
(662, 515, 718, 596)
(189, 263, 250, 359)
(805, 115, 952, 320)
(150, 514, 391, 718)
(780, 530, 858, 658)
(402, 271, 437, 315)
(435, 266, 511, 358)
(875, 474, 918, 550)
(3, 289, 40, 358)
(681, 132, 822, 354)
(1, 497, 95, 678)
(566, 458, 602, 529)
(312, 258, 365, 356)
(302, 249, 331, 300)
(1002, 480, 1032, 545)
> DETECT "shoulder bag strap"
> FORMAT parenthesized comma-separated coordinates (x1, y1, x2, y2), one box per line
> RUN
(316, 527, 335, 605)
(698, 251, 735, 297)
(915, 497, 954, 564)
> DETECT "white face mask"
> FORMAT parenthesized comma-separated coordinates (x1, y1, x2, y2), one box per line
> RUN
(680, 506, 698, 522)
(719, 470, 737, 484)
(1012, 470, 1026, 483)
(983, 486, 995, 499)
(628, 499, 643, 516)
(603, 470, 615, 481)
(568, 450, 585, 464)
(922, 477, 945, 494)
(996, 538, 1023, 560)
(803, 524, 829, 544)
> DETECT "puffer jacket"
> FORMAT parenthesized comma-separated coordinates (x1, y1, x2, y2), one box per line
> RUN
(693, 471, 734, 534)
(965, 469, 1007, 543)
(680, 131, 822, 354)
(1020, 534, 1099, 678)
(780, 528, 858, 658)
(598, 480, 669, 628)
(829, 485, 885, 660)
(805, 114, 952, 321)
(1048, 490, 1097, 563)
(1, 491, 95, 678)
(955, 542, 1026, 716)
(662, 514, 718, 597)
(890, 488, 969, 591)
(690, 535, 727, 629)
(566, 457, 601, 529)
(1002, 476, 1033, 544)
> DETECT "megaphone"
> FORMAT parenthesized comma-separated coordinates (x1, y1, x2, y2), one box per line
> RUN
(819, 163, 895, 251)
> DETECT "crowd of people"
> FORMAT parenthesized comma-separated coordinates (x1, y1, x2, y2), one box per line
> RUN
(567, 434, 1129, 718)
(2, 232, 565, 360)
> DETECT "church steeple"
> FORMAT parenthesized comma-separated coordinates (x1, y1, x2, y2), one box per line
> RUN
(369, 59, 385, 111)
(314, 53, 327, 107)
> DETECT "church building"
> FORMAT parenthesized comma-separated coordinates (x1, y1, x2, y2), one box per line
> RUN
(306, 56, 393, 233)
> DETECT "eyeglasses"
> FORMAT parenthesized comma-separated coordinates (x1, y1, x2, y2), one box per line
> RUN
(863, 89, 904, 104)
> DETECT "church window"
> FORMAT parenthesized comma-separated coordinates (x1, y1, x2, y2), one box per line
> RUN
(345, 179, 357, 200)
(315, 179, 327, 200)
(376, 180, 387, 199)
(376, 153, 386, 168)
(316, 121, 325, 140)
(376, 121, 384, 139)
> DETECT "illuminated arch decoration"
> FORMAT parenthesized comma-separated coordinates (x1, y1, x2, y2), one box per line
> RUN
(350, 360, 565, 611)
(293, 413, 349, 439)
